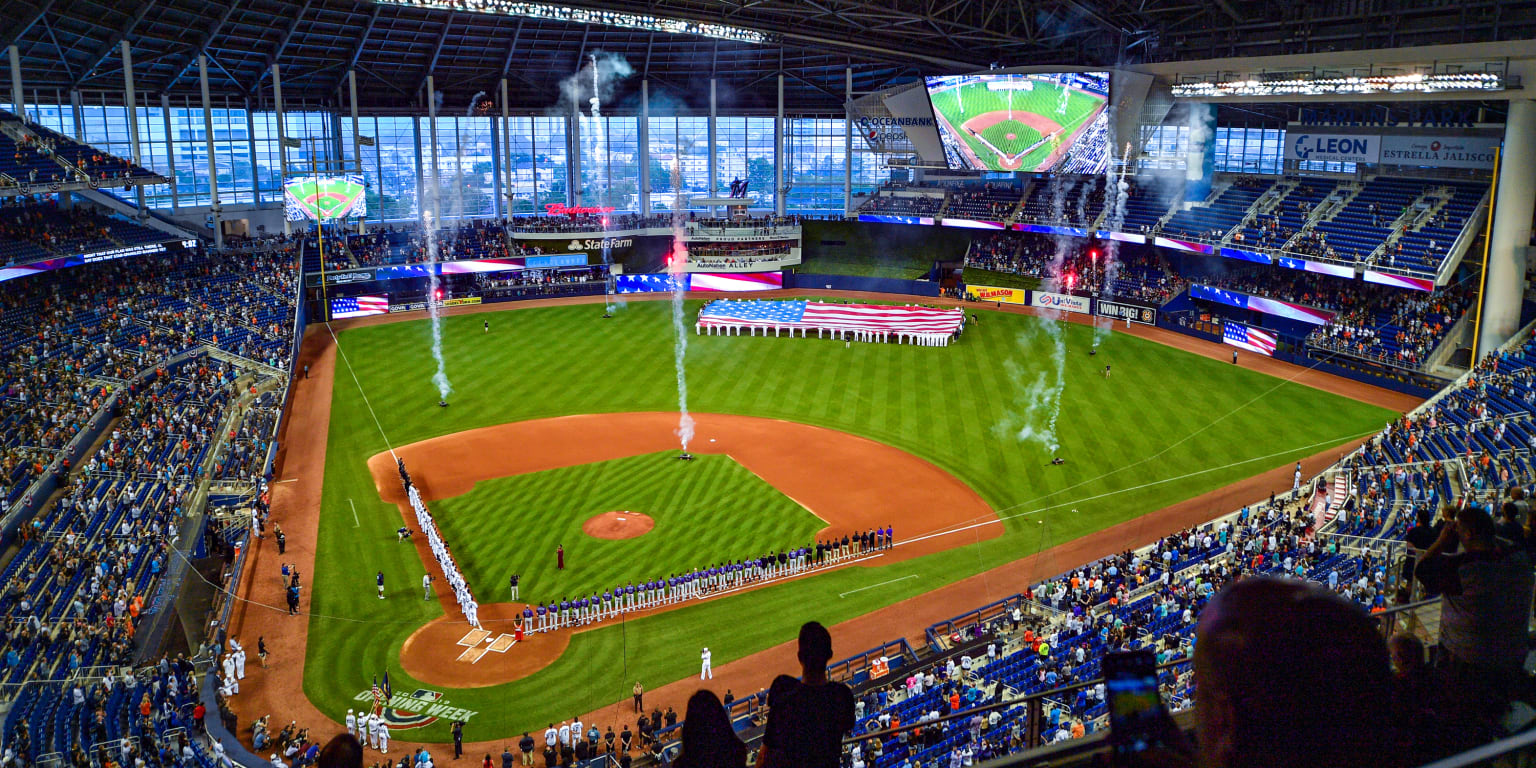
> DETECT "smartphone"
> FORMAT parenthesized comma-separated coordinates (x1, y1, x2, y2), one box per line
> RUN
(1103, 649, 1174, 762)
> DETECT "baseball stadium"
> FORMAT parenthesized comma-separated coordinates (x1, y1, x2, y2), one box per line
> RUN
(0, 3, 1534, 768)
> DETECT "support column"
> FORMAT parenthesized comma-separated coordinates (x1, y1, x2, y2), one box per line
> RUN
(122, 42, 144, 214)
(199, 56, 223, 249)
(490, 113, 502, 221)
(349, 69, 365, 233)
(273, 63, 290, 235)
(427, 76, 441, 225)
(9, 46, 23, 123)
(70, 90, 84, 140)
(567, 109, 579, 208)
(499, 77, 510, 221)
(843, 67, 853, 216)
(640, 80, 650, 217)
(413, 117, 424, 229)
(775, 73, 785, 217)
(162, 94, 177, 211)
(708, 78, 718, 215)
(1476, 99, 1536, 356)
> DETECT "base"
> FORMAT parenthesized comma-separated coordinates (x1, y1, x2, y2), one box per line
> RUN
(677, 452, 695, 461)
(438, 400, 450, 408)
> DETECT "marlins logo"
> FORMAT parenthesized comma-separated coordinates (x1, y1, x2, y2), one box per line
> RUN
(351, 688, 479, 731)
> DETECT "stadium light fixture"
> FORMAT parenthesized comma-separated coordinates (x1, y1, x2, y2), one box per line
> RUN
(1171, 72, 1503, 98)
(371, 1, 777, 45)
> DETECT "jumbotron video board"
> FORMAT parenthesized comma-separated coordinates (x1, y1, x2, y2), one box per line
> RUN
(283, 175, 368, 221)
(924, 72, 1111, 174)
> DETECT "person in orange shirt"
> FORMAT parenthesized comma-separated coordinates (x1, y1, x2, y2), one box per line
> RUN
(1070, 721, 1085, 739)
(139, 693, 151, 718)
(949, 692, 960, 712)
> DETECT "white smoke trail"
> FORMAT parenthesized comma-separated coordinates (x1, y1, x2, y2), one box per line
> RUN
(995, 175, 1070, 453)
(424, 210, 452, 402)
(1093, 142, 1133, 346)
(668, 156, 694, 451)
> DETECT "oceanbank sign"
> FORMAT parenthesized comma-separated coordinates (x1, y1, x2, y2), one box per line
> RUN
(1284, 133, 1381, 164)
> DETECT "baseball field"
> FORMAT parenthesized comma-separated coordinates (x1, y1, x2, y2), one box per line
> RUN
(230, 293, 1407, 749)
(928, 78, 1106, 172)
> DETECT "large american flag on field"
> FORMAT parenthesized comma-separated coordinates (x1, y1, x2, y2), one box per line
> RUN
(331, 294, 389, 319)
(698, 299, 964, 336)
(1222, 321, 1277, 356)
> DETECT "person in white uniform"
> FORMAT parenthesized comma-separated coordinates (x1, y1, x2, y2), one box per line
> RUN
(700, 646, 713, 680)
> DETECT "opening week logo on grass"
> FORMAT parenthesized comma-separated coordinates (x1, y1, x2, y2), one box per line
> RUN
(351, 687, 478, 730)
(284, 175, 367, 222)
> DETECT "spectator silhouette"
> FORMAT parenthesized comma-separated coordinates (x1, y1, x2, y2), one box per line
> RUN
(1415, 504, 1533, 724)
(1193, 577, 1398, 768)
(316, 734, 364, 768)
(756, 621, 854, 768)
(672, 690, 746, 768)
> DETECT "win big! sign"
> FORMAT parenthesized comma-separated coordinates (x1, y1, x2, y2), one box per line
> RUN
(1284, 133, 1381, 164)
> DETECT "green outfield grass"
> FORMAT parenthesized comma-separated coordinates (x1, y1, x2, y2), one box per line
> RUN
(305, 299, 1396, 741)
(929, 79, 1105, 172)
(431, 452, 823, 600)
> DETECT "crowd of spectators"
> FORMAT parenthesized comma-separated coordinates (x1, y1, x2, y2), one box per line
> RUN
(962, 233, 1179, 303)
(1309, 285, 1472, 368)
(858, 193, 944, 216)
(690, 215, 800, 235)
(689, 241, 796, 268)
(505, 213, 671, 233)
(944, 183, 1020, 221)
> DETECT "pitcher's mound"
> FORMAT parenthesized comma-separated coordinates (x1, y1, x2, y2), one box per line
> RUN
(583, 511, 655, 540)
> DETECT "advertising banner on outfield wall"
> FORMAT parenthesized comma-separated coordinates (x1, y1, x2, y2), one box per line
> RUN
(1029, 290, 1091, 314)
(1095, 298, 1157, 325)
(965, 285, 1028, 304)
(1380, 135, 1501, 170)
(1284, 133, 1381, 164)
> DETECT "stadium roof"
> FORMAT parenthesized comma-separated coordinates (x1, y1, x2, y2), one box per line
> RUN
(3, 0, 1535, 113)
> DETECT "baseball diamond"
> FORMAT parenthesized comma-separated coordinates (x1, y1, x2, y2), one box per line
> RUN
(224, 294, 1401, 745)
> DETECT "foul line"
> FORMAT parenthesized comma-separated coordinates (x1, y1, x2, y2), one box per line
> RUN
(326, 322, 398, 461)
(840, 574, 917, 598)
(349, 498, 360, 528)
(896, 428, 1379, 550)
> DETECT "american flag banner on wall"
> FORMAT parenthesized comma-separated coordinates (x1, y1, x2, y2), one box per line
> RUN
(698, 299, 964, 337)
(1222, 321, 1278, 356)
(331, 295, 390, 319)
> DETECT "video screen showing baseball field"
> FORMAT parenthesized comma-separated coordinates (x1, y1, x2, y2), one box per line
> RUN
(925, 72, 1111, 174)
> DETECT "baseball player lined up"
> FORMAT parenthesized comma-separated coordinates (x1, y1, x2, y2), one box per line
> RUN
(516, 527, 896, 634)
(405, 484, 480, 628)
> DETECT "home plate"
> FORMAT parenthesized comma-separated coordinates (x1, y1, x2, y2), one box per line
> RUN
(457, 629, 491, 647)
(456, 646, 488, 663)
